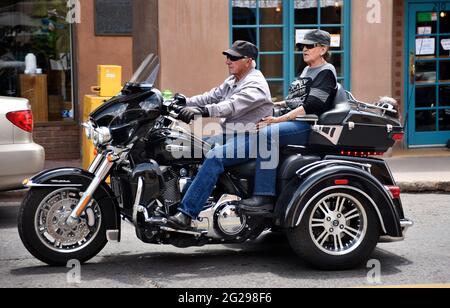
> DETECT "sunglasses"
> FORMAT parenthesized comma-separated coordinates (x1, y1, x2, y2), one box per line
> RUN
(299, 43, 320, 50)
(226, 55, 247, 62)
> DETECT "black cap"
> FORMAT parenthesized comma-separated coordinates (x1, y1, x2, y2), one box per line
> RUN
(223, 40, 259, 60)
(297, 29, 331, 47)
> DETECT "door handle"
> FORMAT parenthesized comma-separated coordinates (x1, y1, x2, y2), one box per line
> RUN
(409, 50, 416, 82)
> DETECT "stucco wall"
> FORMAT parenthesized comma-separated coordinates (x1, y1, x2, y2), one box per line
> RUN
(158, 0, 230, 96)
(351, 0, 394, 102)
(76, 0, 133, 116)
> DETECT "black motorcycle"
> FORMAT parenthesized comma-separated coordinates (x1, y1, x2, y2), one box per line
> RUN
(18, 54, 413, 270)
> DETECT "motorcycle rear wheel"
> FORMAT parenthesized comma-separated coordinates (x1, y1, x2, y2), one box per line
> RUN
(287, 188, 380, 270)
(18, 187, 111, 266)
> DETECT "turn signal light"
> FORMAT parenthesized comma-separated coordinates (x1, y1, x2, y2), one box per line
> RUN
(6, 110, 33, 133)
(107, 153, 119, 162)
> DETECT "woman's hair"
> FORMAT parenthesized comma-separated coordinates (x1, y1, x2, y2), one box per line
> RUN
(321, 45, 331, 62)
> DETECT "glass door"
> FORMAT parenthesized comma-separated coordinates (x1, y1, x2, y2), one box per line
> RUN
(407, 2, 450, 146)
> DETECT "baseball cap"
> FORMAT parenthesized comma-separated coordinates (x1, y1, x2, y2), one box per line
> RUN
(223, 40, 259, 60)
(297, 29, 331, 47)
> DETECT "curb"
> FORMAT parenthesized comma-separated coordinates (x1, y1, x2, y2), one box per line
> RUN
(398, 182, 450, 193)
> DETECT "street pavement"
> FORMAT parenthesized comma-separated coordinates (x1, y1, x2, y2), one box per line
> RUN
(0, 194, 449, 288)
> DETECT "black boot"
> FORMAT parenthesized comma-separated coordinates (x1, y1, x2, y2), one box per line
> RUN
(168, 212, 192, 230)
(240, 196, 275, 212)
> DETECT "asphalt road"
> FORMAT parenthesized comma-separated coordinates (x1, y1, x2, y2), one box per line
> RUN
(0, 194, 449, 288)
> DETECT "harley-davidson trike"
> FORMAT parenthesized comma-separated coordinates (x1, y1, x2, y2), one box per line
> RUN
(18, 54, 413, 270)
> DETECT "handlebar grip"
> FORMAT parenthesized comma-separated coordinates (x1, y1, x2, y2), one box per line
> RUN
(169, 111, 179, 119)
(172, 105, 184, 113)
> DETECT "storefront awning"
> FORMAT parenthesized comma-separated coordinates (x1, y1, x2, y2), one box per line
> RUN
(232, 0, 341, 9)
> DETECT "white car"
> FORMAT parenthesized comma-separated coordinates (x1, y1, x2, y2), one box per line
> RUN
(0, 96, 45, 191)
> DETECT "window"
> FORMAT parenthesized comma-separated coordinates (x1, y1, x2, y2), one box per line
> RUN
(231, 0, 285, 101)
(231, 0, 351, 101)
(0, 0, 75, 122)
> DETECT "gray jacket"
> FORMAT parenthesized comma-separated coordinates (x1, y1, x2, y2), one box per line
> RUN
(187, 69, 273, 132)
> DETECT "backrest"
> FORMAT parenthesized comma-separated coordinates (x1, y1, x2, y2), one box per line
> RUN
(332, 83, 348, 108)
(317, 83, 351, 125)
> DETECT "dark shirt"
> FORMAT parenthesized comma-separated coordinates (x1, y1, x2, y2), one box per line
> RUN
(286, 63, 338, 116)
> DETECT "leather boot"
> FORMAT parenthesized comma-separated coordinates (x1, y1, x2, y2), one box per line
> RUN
(168, 212, 192, 230)
(240, 196, 275, 212)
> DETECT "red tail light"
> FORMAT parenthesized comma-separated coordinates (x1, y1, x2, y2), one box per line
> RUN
(340, 151, 385, 157)
(6, 110, 33, 133)
(385, 185, 401, 199)
(392, 133, 404, 142)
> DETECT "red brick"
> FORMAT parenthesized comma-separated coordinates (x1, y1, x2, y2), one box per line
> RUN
(33, 124, 81, 160)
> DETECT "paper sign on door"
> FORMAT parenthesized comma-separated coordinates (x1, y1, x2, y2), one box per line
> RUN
(441, 39, 450, 51)
(416, 38, 435, 55)
(330, 34, 341, 48)
(417, 26, 432, 35)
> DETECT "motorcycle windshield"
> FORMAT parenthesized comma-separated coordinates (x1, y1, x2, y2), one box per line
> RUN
(129, 54, 160, 85)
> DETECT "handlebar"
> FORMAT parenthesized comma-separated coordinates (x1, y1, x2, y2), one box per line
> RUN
(162, 97, 187, 122)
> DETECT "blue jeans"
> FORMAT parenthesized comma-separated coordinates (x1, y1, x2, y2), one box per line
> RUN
(178, 121, 311, 219)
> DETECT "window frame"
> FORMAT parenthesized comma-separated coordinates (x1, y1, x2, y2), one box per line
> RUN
(230, 0, 352, 97)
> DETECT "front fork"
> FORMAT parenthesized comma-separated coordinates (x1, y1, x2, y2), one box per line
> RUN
(66, 153, 114, 227)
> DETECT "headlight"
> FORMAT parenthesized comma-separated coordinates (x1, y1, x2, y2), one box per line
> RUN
(93, 131, 100, 146)
(83, 121, 95, 140)
(83, 122, 112, 146)
(96, 127, 112, 145)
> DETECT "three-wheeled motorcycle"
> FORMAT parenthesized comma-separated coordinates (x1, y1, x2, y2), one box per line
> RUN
(18, 54, 413, 270)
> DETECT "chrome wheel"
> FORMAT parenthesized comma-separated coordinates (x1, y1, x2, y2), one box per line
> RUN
(34, 188, 102, 253)
(309, 193, 367, 256)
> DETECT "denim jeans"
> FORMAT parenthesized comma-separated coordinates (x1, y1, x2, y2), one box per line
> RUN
(178, 121, 311, 219)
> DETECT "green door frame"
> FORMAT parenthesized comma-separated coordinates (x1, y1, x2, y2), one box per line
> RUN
(405, 0, 450, 147)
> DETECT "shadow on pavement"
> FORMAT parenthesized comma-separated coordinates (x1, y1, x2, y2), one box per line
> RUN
(0, 205, 19, 229)
(9, 231, 413, 287)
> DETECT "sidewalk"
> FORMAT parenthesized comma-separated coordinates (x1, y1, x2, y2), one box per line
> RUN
(386, 147, 450, 193)
(1, 148, 449, 202)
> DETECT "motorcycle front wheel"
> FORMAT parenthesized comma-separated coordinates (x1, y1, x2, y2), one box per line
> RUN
(287, 188, 380, 270)
(18, 187, 111, 266)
